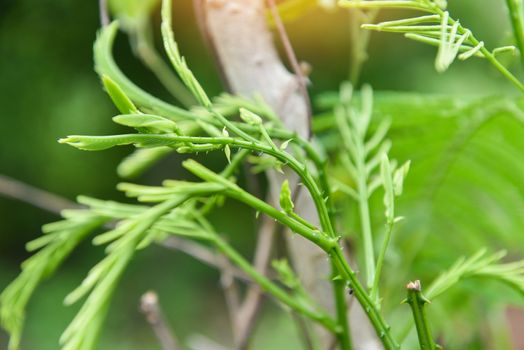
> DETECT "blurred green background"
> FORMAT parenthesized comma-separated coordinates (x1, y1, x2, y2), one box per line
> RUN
(1, 0, 523, 349)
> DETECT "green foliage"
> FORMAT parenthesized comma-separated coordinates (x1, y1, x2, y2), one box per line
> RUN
(2, 1, 524, 349)
(0, 212, 107, 350)
(315, 90, 524, 347)
(102, 75, 138, 115)
(332, 83, 401, 292)
(426, 249, 524, 300)
(59, 198, 186, 350)
(339, 0, 524, 92)
(160, 0, 211, 107)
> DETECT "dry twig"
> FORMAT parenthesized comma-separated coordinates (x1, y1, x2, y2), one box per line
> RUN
(140, 291, 180, 350)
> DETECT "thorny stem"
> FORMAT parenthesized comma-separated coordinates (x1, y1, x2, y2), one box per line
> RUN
(184, 159, 334, 249)
(332, 263, 353, 350)
(405, 280, 438, 350)
(188, 152, 399, 349)
(182, 157, 398, 348)
(71, 133, 336, 238)
(330, 245, 399, 350)
(92, 20, 396, 348)
(64, 129, 399, 348)
(192, 142, 351, 350)
(206, 169, 395, 349)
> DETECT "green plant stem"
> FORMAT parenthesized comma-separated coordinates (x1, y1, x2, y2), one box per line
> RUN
(371, 221, 394, 306)
(332, 263, 353, 350)
(189, 160, 395, 349)
(63, 132, 398, 348)
(172, 134, 336, 238)
(504, 0, 524, 68)
(346, 126, 376, 290)
(335, 119, 376, 291)
(139, 145, 348, 348)
(330, 245, 399, 350)
(209, 186, 390, 349)
(212, 236, 339, 333)
(477, 40, 524, 92)
(405, 281, 437, 350)
(183, 159, 335, 250)
(358, 176, 375, 290)
(235, 132, 337, 236)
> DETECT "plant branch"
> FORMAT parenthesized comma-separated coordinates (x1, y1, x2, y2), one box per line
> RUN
(332, 266, 353, 349)
(404, 280, 438, 350)
(266, 0, 313, 137)
(330, 246, 399, 349)
(140, 291, 180, 350)
(99, 0, 109, 27)
(61, 133, 336, 238)
(159, 236, 250, 283)
(61, 128, 400, 346)
(183, 160, 399, 348)
(0, 174, 78, 215)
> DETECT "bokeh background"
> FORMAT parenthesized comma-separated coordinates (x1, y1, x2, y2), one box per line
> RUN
(1, 0, 523, 349)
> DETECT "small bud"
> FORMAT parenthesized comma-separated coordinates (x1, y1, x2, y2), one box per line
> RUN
(406, 280, 421, 291)
(239, 108, 263, 125)
(279, 180, 294, 213)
